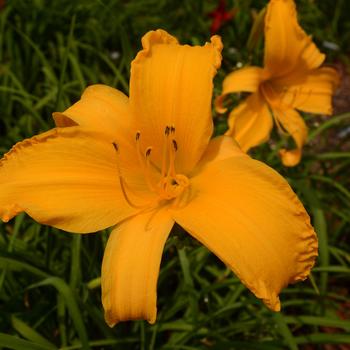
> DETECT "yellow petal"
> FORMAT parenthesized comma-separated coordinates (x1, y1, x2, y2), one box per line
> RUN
(172, 156, 318, 311)
(216, 66, 266, 113)
(275, 108, 308, 167)
(264, 0, 325, 78)
(193, 136, 247, 175)
(102, 208, 174, 326)
(52, 113, 78, 127)
(276, 67, 339, 115)
(53, 84, 132, 138)
(129, 29, 223, 174)
(226, 94, 273, 152)
(0, 127, 140, 233)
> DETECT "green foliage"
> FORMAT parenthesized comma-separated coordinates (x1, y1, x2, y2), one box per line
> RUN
(0, 0, 349, 349)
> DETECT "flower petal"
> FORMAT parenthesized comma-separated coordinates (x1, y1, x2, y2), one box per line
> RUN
(276, 67, 339, 115)
(226, 94, 273, 152)
(275, 108, 308, 167)
(53, 84, 132, 138)
(192, 136, 247, 176)
(216, 66, 266, 113)
(264, 0, 325, 78)
(172, 156, 318, 311)
(0, 127, 141, 233)
(129, 29, 223, 174)
(102, 208, 174, 326)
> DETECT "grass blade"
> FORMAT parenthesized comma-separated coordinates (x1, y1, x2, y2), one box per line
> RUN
(28, 277, 90, 350)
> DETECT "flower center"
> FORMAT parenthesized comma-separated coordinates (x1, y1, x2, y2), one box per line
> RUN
(159, 174, 190, 200)
(260, 81, 291, 133)
(260, 80, 280, 108)
(113, 126, 190, 209)
(261, 80, 311, 112)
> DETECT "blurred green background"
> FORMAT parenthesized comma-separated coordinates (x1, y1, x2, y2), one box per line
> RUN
(0, 0, 349, 349)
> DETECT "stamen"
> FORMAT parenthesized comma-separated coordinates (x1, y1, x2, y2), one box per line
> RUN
(145, 147, 152, 157)
(135, 131, 150, 169)
(143, 147, 159, 192)
(172, 180, 191, 209)
(135, 131, 144, 166)
(172, 139, 178, 152)
(166, 136, 177, 178)
(112, 142, 147, 209)
(261, 84, 289, 133)
(161, 126, 170, 177)
(273, 110, 288, 135)
(131, 126, 190, 205)
(261, 82, 281, 109)
(134, 132, 158, 193)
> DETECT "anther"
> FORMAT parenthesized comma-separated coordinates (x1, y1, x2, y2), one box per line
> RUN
(135, 131, 141, 141)
(165, 126, 170, 135)
(172, 140, 178, 152)
(170, 126, 175, 133)
(145, 147, 152, 157)
(112, 142, 119, 152)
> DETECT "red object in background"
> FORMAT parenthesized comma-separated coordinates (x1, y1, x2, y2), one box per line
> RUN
(0, 0, 5, 10)
(208, 0, 237, 35)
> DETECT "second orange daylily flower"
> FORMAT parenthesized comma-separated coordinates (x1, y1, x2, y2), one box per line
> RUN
(0, 29, 317, 326)
(217, 0, 339, 166)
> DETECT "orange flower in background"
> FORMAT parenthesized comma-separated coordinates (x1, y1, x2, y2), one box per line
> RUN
(216, 0, 339, 166)
(0, 29, 317, 326)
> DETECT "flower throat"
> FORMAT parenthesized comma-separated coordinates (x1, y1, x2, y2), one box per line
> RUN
(113, 126, 190, 209)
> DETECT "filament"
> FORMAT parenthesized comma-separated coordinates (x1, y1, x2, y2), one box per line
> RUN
(144, 147, 158, 192)
(135, 132, 158, 192)
(161, 126, 170, 177)
(166, 128, 177, 178)
(112, 142, 149, 209)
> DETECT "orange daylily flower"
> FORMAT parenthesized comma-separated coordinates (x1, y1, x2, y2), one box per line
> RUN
(216, 0, 339, 166)
(0, 29, 317, 326)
